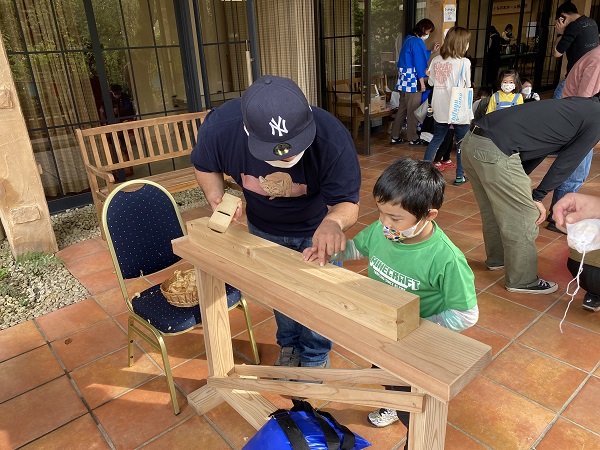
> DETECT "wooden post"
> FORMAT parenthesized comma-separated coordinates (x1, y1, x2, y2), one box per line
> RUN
(0, 29, 57, 257)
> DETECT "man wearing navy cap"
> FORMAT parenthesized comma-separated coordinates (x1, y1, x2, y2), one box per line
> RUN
(191, 75, 361, 368)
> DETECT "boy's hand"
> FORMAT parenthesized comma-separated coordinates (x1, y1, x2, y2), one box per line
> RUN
(302, 246, 328, 264)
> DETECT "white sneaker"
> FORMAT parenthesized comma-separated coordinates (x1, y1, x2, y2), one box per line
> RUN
(367, 408, 399, 428)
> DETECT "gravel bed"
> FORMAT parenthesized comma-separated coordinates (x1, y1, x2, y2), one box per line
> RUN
(0, 187, 226, 330)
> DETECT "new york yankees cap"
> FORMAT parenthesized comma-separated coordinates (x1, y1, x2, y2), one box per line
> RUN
(241, 75, 316, 161)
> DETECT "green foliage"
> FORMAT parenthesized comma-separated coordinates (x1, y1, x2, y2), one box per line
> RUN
(16, 252, 63, 276)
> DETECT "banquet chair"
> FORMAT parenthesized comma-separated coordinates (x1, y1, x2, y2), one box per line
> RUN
(101, 179, 260, 415)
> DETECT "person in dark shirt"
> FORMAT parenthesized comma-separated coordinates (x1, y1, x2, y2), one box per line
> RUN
(191, 75, 361, 369)
(461, 95, 600, 295)
(548, 3, 599, 232)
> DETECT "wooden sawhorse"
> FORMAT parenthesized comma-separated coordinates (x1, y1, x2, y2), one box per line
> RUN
(172, 218, 491, 450)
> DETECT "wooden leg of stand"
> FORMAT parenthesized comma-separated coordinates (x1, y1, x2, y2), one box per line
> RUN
(408, 389, 448, 450)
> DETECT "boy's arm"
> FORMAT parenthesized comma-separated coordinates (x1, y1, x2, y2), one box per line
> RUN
(425, 305, 479, 331)
(330, 239, 365, 261)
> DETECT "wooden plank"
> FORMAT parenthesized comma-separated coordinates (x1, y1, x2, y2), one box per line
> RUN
(110, 131, 124, 163)
(164, 122, 174, 154)
(132, 128, 143, 157)
(154, 124, 165, 155)
(173, 234, 491, 402)
(234, 365, 407, 386)
(182, 120, 192, 150)
(100, 134, 112, 164)
(88, 135, 102, 167)
(187, 384, 225, 415)
(209, 376, 423, 413)
(123, 128, 135, 161)
(197, 270, 234, 377)
(174, 120, 184, 153)
(187, 217, 419, 342)
(78, 112, 209, 136)
(207, 193, 239, 232)
(142, 126, 153, 157)
(215, 387, 276, 430)
(408, 389, 448, 450)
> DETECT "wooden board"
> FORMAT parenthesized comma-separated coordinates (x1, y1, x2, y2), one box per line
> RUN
(187, 217, 420, 341)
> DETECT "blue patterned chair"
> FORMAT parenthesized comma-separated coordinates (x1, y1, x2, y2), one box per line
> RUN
(101, 180, 260, 415)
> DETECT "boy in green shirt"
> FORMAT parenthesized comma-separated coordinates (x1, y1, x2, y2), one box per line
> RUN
(303, 157, 478, 440)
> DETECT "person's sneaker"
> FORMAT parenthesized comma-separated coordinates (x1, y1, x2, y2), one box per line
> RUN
(300, 356, 330, 368)
(506, 278, 558, 294)
(409, 138, 427, 146)
(441, 159, 457, 168)
(582, 292, 600, 312)
(275, 347, 300, 367)
(546, 221, 566, 235)
(433, 162, 445, 171)
(452, 176, 468, 186)
(486, 264, 504, 271)
(368, 408, 399, 428)
(390, 137, 405, 145)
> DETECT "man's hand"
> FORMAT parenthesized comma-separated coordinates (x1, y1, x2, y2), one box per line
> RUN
(553, 193, 600, 231)
(534, 200, 547, 225)
(433, 42, 441, 52)
(310, 219, 346, 266)
(555, 17, 567, 35)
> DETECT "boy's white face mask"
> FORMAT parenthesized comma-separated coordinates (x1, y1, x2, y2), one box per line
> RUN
(560, 219, 600, 332)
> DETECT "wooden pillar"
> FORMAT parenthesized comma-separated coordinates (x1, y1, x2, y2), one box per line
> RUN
(0, 29, 57, 257)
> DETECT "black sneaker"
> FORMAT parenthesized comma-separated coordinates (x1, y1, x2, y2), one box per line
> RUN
(546, 221, 566, 235)
(409, 139, 427, 146)
(452, 176, 469, 186)
(506, 278, 558, 294)
(582, 292, 600, 312)
(390, 137, 405, 145)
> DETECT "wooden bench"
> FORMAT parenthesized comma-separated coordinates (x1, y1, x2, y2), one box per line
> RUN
(173, 218, 492, 449)
(328, 76, 395, 139)
(75, 112, 222, 236)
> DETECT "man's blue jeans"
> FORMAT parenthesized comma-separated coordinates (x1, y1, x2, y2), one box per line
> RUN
(247, 221, 335, 366)
(549, 79, 593, 218)
(423, 121, 470, 179)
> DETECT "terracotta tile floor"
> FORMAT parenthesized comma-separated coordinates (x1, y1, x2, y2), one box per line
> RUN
(2, 131, 600, 449)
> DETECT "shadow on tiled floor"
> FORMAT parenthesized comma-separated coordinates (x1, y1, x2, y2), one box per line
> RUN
(1, 130, 600, 449)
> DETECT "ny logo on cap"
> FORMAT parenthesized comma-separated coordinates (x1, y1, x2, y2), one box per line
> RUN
(269, 116, 288, 137)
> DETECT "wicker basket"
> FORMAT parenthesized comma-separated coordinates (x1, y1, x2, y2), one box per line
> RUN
(160, 269, 199, 307)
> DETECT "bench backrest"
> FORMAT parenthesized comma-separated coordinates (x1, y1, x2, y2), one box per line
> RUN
(75, 111, 210, 171)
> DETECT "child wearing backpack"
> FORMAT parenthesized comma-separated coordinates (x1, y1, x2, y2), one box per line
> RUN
(486, 69, 523, 113)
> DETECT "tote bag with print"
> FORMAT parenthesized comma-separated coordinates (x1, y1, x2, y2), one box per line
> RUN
(448, 62, 473, 125)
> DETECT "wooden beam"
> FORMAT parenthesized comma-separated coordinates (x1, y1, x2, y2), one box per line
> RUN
(216, 387, 276, 430)
(187, 217, 420, 341)
(209, 376, 424, 413)
(234, 365, 408, 386)
(408, 388, 448, 450)
(0, 30, 57, 257)
(187, 384, 225, 415)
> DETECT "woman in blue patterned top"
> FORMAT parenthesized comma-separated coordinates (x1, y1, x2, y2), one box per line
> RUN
(390, 18, 440, 146)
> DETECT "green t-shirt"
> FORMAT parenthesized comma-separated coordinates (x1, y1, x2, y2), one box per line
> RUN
(352, 221, 477, 318)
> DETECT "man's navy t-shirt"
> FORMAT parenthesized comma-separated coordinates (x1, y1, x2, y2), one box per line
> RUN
(191, 98, 361, 237)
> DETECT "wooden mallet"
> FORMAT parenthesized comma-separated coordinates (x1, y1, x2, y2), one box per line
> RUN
(207, 193, 239, 233)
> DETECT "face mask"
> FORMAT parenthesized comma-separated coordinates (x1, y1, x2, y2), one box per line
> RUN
(382, 219, 429, 242)
(421, 34, 429, 41)
(501, 83, 515, 93)
(559, 219, 600, 333)
(522, 86, 532, 95)
(265, 150, 305, 168)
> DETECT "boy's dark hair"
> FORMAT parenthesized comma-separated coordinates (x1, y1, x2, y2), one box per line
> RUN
(412, 19, 435, 37)
(373, 158, 445, 220)
(476, 86, 493, 98)
(521, 77, 532, 85)
(556, 1, 578, 19)
(497, 69, 522, 92)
